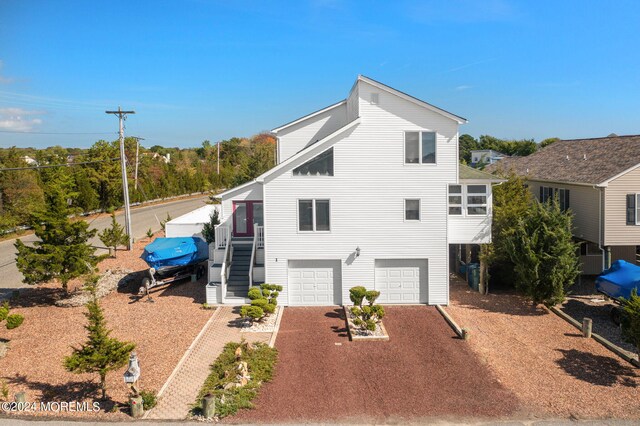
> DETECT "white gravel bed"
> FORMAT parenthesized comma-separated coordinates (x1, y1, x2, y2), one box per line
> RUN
(241, 306, 281, 332)
(345, 306, 386, 337)
(55, 268, 136, 307)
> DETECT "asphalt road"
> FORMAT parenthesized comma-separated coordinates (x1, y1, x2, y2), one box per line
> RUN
(0, 195, 210, 292)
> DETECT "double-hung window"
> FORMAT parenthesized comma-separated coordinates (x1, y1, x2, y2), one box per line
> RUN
(405, 131, 436, 164)
(405, 199, 420, 221)
(627, 194, 640, 225)
(448, 185, 463, 215)
(467, 185, 488, 215)
(558, 188, 570, 212)
(298, 199, 330, 232)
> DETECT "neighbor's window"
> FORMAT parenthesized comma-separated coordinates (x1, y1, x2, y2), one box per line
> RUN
(627, 194, 639, 225)
(448, 185, 462, 215)
(405, 131, 436, 164)
(298, 199, 330, 231)
(558, 188, 570, 212)
(467, 185, 487, 215)
(293, 148, 334, 176)
(405, 199, 420, 221)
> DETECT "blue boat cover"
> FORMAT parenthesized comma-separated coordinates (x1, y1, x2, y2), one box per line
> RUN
(141, 237, 208, 270)
(595, 259, 640, 300)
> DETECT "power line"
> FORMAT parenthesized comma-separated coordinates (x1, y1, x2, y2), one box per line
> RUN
(0, 130, 116, 135)
(0, 158, 120, 171)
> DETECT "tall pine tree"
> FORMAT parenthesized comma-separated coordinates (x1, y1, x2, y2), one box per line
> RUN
(14, 188, 98, 292)
(64, 296, 135, 399)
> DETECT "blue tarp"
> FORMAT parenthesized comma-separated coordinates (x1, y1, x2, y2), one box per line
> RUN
(595, 259, 640, 300)
(141, 237, 208, 270)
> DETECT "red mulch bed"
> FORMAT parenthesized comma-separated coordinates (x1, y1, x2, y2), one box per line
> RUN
(230, 306, 520, 423)
(0, 233, 212, 419)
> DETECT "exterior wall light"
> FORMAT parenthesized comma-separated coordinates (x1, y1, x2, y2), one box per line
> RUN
(355, 246, 361, 257)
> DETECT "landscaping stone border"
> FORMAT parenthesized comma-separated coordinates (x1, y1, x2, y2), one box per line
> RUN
(342, 306, 389, 341)
(268, 306, 285, 348)
(549, 305, 640, 368)
(436, 305, 468, 340)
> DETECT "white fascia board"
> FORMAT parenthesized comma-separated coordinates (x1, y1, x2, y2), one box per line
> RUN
(271, 100, 347, 133)
(215, 179, 262, 199)
(358, 75, 468, 124)
(259, 118, 361, 183)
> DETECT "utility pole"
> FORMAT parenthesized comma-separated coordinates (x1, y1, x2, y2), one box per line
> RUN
(131, 136, 145, 191)
(106, 106, 135, 250)
(217, 141, 220, 175)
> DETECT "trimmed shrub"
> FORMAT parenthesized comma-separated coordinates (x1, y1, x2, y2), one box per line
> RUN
(250, 298, 269, 308)
(240, 305, 264, 322)
(349, 286, 367, 307)
(0, 303, 9, 322)
(6, 314, 23, 330)
(247, 287, 262, 300)
(365, 290, 380, 306)
(263, 303, 276, 315)
(621, 289, 640, 356)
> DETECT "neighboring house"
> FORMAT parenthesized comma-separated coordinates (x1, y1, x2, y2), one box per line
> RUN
(486, 134, 640, 275)
(470, 149, 507, 167)
(164, 204, 220, 239)
(151, 152, 171, 163)
(207, 75, 500, 306)
(22, 155, 38, 166)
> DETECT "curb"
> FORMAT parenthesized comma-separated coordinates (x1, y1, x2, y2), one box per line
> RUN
(143, 307, 221, 419)
(268, 306, 285, 348)
(549, 305, 640, 368)
(436, 305, 467, 339)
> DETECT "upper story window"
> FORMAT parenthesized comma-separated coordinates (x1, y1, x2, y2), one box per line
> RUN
(448, 184, 488, 216)
(540, 186, 570, 212)
(298, 199, 330, 232)
(293, 148, 334, 176)
(405, 199, 421, 221)
(626, 194, 640, 225)
(405, 131, 436, 164)
(467, 185, 488, 215)
(448, 185, 462, 215)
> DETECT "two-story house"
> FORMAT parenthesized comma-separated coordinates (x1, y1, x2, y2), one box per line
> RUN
(470, 149, 508, 167)
(206, 75, 499, 306)
(487, 135, 640, 275)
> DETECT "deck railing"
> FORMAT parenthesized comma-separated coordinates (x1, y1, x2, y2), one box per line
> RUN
(215, 225, 230, 250)
(256, 225, 264, 249)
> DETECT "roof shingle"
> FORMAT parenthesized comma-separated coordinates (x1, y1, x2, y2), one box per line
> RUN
(485, 135, 640, 185)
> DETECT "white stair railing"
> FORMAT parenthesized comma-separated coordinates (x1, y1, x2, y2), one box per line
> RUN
(249, 223, 258, 287)
(217, 226, 232, 301)
(256, 225, 264, 249)
(215, 225, 229, 250)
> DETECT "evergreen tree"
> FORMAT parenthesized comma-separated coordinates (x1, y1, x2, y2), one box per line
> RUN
(201, 209, 220, 245)
(98, 213, 129, 257)
(64, 296, 135, 400)
(14, 189, 98, 292)
(621, 289, 640, 357)
(506, 196, 580, 307)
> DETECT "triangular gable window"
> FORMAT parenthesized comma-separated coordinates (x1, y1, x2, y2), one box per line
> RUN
(293, 148, 334, 176)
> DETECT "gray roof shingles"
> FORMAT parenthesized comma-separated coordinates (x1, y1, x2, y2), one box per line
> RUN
(485, 135, 640, 185)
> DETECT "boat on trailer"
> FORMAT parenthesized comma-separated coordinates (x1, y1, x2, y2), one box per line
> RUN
(139, 237, 208, 297)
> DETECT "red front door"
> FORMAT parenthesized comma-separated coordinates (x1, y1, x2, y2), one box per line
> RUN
(233, 201, 263, 237)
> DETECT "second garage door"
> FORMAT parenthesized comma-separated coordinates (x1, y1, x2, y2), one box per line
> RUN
(288, 260, 341, 306)
(374, 259, 428, 304)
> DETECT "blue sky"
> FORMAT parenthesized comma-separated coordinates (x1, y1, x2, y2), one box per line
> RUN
(1, 0, 640, 149)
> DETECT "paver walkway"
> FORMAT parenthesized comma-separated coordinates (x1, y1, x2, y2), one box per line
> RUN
(146, 306, 272, 420)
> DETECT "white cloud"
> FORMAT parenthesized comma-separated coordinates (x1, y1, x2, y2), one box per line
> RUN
(455, 85, 473, 91)
(0, 107, 45, 131)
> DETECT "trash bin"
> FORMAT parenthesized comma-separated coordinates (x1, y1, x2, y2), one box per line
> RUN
(467, 263, 480, 291)
(459, 261, 467, 275)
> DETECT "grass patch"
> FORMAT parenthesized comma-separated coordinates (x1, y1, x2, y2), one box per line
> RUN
(192, 340, 278, 418)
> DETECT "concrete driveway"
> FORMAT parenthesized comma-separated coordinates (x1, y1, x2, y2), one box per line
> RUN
(230, 305, 519, 423)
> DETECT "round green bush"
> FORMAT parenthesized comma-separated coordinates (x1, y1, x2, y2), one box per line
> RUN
(6, 314, 24, 330)
(240, 305, 264, 321)
(251, 298, 268, 308)
(349, 286, 367, 306)
(247, 287, 262, 300)
(140, 390, 157, 409)
(263, 303, 276, 314)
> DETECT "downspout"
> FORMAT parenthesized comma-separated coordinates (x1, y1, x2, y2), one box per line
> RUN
(596, 185, 606, 271)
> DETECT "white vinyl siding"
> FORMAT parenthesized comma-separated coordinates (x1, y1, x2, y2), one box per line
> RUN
(264, 79, 457, 305)
(447, 181, 493, 244)
(276, 103, 348, 163)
